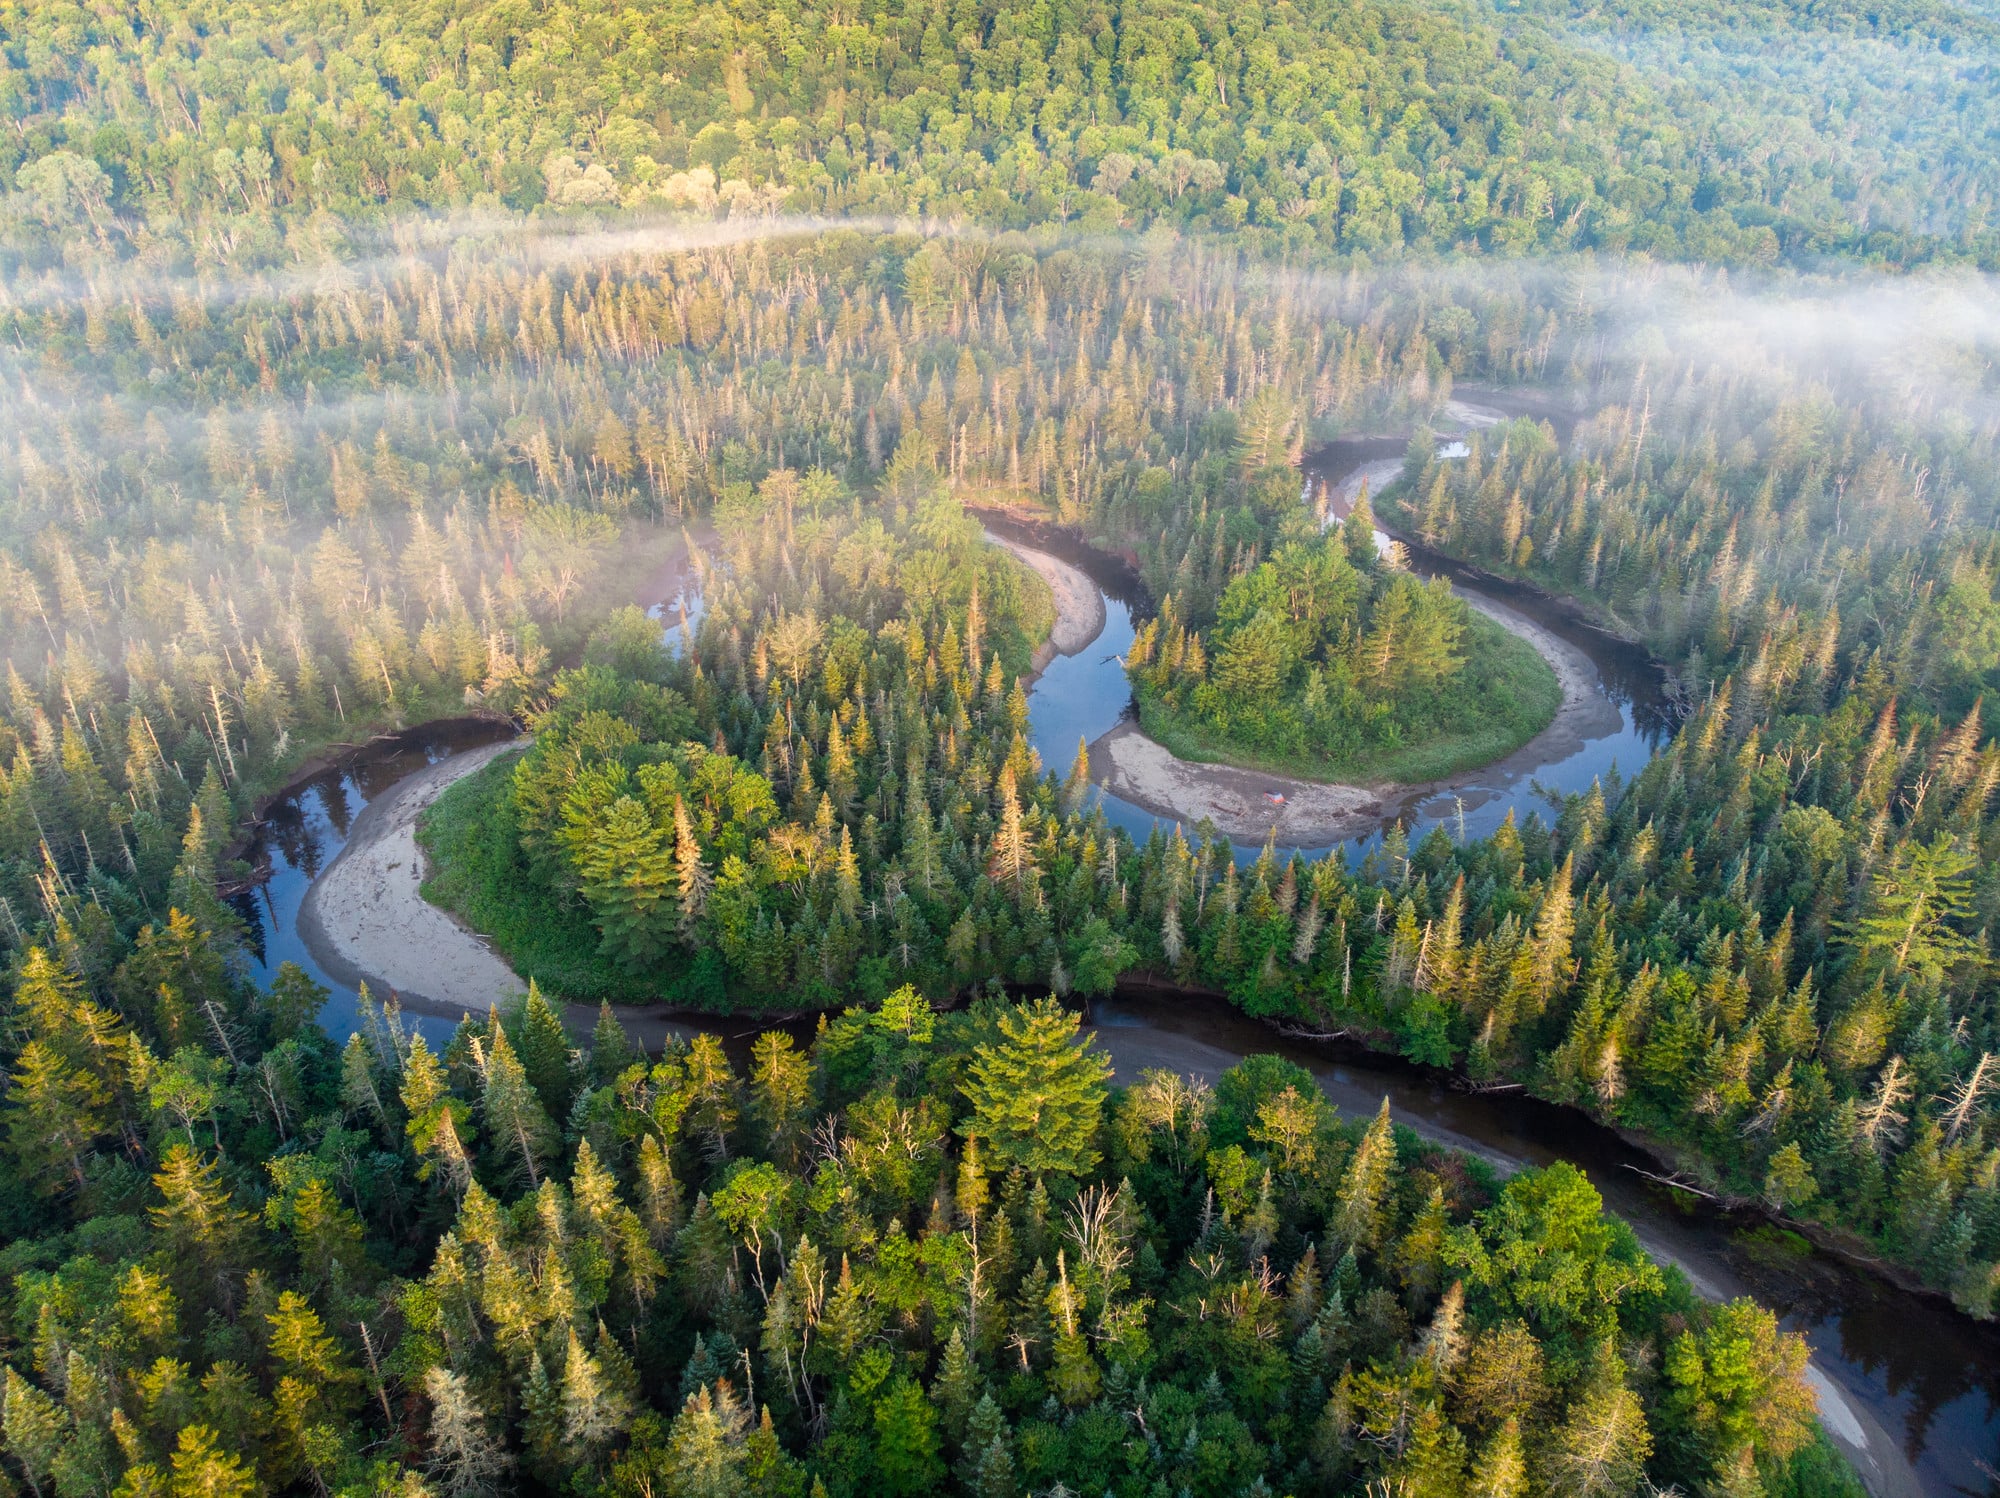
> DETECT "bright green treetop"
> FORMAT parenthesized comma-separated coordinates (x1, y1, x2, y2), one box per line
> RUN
(958, 998, 1112, 1178)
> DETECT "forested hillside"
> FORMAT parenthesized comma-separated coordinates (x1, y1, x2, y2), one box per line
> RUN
(3, 0, 2000, 1491)
(2, 0, 1997, 266)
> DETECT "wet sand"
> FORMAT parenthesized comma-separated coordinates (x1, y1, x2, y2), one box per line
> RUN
(984, 529, 1605, 848)
(295, 737, 750, 1051)
(1089, 722, 1388, 845)
(989, 531, 1106, 667)
(1088, 580, 1617, 846)
(297, 739, 531, 1016)
(1443, 396, 1510, 430)
(1324, 455, 1405, 519)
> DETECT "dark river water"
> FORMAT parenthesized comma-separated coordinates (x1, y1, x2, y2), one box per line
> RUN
(229, 720, 515, 1051)
(1003, 480, 1673, 866)
(231, 447, 2000, 1495)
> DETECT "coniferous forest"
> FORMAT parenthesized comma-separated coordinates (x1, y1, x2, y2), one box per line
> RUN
(3, 0, 2000, 1494)
(1123, 498, 1565, 780)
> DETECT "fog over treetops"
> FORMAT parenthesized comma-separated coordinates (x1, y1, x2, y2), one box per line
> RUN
(0, 2, 1997, 1497)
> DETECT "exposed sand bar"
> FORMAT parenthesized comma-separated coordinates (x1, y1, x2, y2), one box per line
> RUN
(298, 739, 530, 1017)
(1089, 581, 1619, 847)
(981, 528, 1615, 848)
(297, 738, 755, 1051)
(986, 530, 1106, 667)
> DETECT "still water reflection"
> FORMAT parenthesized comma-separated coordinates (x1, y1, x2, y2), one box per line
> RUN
(230, 721, 516, 1048)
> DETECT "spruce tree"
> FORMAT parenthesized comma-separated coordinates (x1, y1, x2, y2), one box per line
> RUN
(973, 1433, 1018, 1498)
(150, 1144, 253, 1304)
(5, 1041, 110, 1192)
(749, 1031, 811, 1166)
(402, 1035, 476, 1189)
(673, 797, 712, 932)
(684, 1034, 739, 1163)
(872, 1377, 944, 1496)
(958, 997, 1111, 1177)
(559, 1326, 635, 1462)
(1467, 1417, 1527, 1498)
(1547, 1341, 1652, 1498)
(1333, 1098, 1398, 1254)
(574, 796, 676, 970)
(2, 1367, 66, 1498)
(931, 1327, 979, 1449)
(166, 1425, 258, 1498)
(516, 981, 575, 1121)
(662, 1383, 748, 1494)
(986, 764, 1037, 896)
(590, 1001, 635, 1085)
(478, 1024, 559, 1189)
(1062, 737, 1091, 815)
(423, 1367, 511, 1497)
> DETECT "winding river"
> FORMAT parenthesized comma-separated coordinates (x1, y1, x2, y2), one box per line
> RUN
(1007, 392, 1672, 863)
(229, 416, 2000, 1498)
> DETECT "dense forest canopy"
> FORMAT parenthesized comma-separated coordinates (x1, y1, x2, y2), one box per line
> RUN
(2, 0, 2000, 1492)
(1123, 498, 1564, 779)
(1, 213, 1996, 1492)
(2, 0, 1998, 267)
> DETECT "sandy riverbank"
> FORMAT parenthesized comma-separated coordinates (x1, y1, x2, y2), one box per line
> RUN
(983, 526, 1617, 848)
(989, 531, 1106, 667)
(297, 739, 531, 1016)
(1088, 582, 1619, 846)
(296, 737, 728, 1051)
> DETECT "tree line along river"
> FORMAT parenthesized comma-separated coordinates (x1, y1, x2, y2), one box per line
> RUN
(227, 428, 2000, 1498)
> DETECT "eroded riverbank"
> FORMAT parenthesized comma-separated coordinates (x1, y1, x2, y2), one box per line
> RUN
(296, 737, 528, 1015)
(986, 529, 1106, 671)
(982, 507, 1642, 851)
